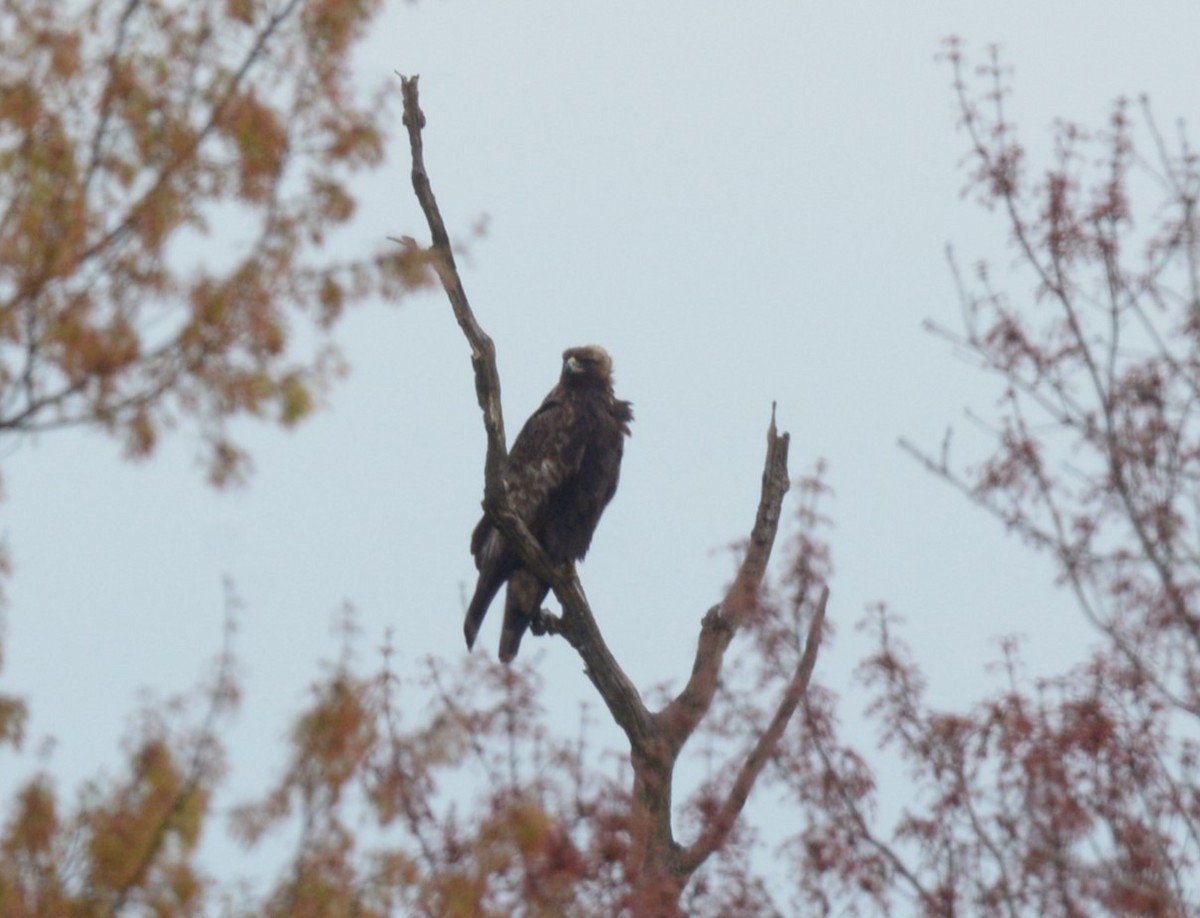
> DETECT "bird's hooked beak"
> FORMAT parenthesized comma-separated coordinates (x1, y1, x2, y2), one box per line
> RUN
(565, 355, 583, 374)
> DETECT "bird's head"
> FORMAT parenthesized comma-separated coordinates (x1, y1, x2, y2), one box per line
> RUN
(561, 345, 614, 387)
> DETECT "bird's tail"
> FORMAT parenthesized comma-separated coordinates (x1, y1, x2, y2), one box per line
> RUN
(498, 609, 530, 663)
(499, 570, 549, 663)
(464, 572, 504, 651)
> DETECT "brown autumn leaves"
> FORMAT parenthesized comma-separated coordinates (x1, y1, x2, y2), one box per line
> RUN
(0, 0, 426, 486)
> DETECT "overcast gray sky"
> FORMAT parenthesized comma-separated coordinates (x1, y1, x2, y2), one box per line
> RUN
(4, 0, 1199, 901)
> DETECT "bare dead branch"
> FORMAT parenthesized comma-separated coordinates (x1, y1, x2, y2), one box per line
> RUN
(397, 75, 655, 751)
(631, 410, 805, 893)
(659, 406, 791, 750)
(399, 74, 506, 497)
(678, 586, 828, 876)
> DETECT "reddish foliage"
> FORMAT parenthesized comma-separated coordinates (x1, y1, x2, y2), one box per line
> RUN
(806, 40, 1200, 916)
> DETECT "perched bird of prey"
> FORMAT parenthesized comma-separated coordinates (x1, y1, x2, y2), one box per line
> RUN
(464, 346, 633, 662)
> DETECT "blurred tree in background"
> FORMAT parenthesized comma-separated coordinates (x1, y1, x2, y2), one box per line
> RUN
(0, 0, 421, 912)
(792, 42, 1200, 916)
(0, 0, 421, 487)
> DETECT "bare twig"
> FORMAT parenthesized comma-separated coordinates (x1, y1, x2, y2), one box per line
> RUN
(678, 586, 827, 875)
(398, 74, 506, 493)
(659, 406, 791, 750)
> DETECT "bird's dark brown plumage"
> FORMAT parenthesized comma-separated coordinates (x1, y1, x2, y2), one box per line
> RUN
(464, 346, 632, 662)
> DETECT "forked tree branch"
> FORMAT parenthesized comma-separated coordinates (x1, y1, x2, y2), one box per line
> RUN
(399, 78, 826, 904)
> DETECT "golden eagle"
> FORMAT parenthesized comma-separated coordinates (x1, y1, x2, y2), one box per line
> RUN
(464, 345, 633, 662)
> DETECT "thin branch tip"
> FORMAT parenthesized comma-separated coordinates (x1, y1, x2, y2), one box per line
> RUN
(813, 585, 830, 628)
(701, 604, 733, 633)
(399, 74, 425, 129)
